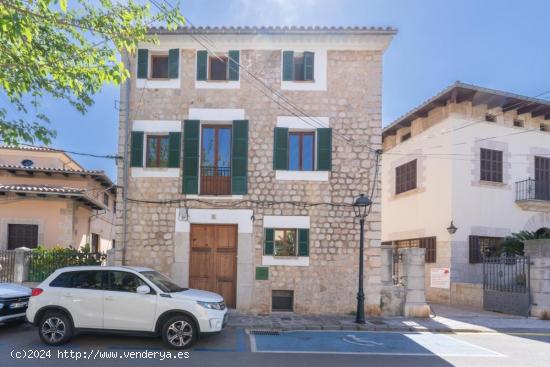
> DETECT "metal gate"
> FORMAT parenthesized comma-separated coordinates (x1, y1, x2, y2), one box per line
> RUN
(483, 256, 530, 316)
(0, 250, 17, 282)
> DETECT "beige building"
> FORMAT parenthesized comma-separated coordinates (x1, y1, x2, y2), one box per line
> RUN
(382, 82, 550, 308)
(0, 146, 116, 252)
(116, 26, 396, 313)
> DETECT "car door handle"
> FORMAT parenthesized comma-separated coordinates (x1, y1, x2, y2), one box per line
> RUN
(105, 296, 114, 301)
(62, 293, 74, 298)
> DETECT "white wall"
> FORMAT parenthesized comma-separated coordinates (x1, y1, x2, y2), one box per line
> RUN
(383, 109, 550, 292)
(450, 116, 550, 283)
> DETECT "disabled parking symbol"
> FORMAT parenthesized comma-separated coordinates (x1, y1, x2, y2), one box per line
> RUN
(342, 334, 384, 347)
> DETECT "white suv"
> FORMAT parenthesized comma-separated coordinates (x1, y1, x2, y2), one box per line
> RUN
(26, 266, 228, 349)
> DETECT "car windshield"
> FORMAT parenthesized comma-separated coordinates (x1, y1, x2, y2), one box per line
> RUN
(140, 271, 187, 293)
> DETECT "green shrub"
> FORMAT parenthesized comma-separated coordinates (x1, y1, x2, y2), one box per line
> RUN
(27, 245, 105, 282)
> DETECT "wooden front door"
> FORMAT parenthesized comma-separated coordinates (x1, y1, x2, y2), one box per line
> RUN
(189, 224, 238, 307)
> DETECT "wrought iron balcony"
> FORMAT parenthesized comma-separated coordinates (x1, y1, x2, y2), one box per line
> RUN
(515, 179, 550, 212)
(200, 166, 231, 195)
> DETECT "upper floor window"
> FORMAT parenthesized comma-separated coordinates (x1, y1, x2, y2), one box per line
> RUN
(480, 148, 503, 183)
(289, 132, 314, 171)
(146, 135, 170, 168)
(282, 51, 314, 82)
(103, 193, 109, 206)
(273, 127, 331, 172)
(137, 49, 179, 80)
(196, 50, 240, 82)
(201, 125, 232, 195)
(151, 55, 169, 79)
(395, 159, 417, 194)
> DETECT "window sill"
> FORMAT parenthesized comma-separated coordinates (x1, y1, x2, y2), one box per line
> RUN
(131, 167, 179, 178)
(185, 194, 244, 200)
(477, 180, 508, 189)
(195, 80, 240, 89)
(137, 78, 180, 89)
(281, 80, 326, 91)
(262, 256, 309, 267)
(275, 170, 329, 181)
(391, 187, 423, 199)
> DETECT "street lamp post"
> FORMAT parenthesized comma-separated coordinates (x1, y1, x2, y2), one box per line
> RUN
(352, 193, 372, 324)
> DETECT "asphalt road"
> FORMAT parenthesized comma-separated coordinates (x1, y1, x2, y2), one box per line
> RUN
(1, 321, 550, 367)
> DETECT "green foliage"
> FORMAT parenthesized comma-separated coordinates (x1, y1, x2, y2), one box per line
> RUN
(0, 0, 186, 145)
(27, 245, 106, 282)
(500, 230, 550, 256)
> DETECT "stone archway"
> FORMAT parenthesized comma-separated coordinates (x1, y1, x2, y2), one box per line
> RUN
(535, 227, 550, 237)
(523, 213, 550, 233)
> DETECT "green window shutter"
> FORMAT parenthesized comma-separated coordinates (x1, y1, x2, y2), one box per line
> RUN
(228, 50, 240, 81)
(317, 128, 332, 171)
(168, 132, 181, 168)
(196, 50, 208, 81)
(264, 228, 274, 255)
(298, 229, 309, 256)
(130, 131, 144, 167)
(168, 48, 179, 79)
(183, 120, 200, 194)
(273, 127, 289, 170)
(231, 120, 248, 194)
(282, 51, 294, 81)
(137, 49, 148, 79)
(303, 51, 315, 81)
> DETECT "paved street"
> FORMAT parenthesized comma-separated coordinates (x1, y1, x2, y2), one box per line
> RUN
(1, 321, 550, 367)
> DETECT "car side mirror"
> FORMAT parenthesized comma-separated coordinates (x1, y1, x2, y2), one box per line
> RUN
(136, 285, 151, 294)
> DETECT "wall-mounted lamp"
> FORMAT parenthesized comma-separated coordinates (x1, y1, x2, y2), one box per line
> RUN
(447, 220, 458, 235)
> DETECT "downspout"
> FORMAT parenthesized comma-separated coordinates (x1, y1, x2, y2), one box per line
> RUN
(121, 51, 131, 265)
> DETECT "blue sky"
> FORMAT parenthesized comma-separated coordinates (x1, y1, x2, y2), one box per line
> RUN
(3, 0, 550, 179)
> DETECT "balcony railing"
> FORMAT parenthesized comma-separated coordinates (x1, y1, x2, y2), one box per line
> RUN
(516, 179, 550, 202)
(200, 166, 231, 195)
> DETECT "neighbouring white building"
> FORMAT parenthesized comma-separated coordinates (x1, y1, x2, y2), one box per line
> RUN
(381, 82, 550, 308)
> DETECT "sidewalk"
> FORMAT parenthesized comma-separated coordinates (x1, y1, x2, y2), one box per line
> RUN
(227, 303, 550, 333)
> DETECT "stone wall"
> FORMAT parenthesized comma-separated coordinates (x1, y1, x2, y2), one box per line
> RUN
(117, 45, 384, 314)
(525, 239, 550, 319)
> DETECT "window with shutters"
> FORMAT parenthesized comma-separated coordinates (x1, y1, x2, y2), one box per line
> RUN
(264, 227, 309, 258)
(8, 224, 38, 250)
(196, 50, 240, 84)
(282, 51, 314, 82)
(480, 148, 503, 183)
(395, 159, 417, 194)
(288, 131, 314, 171)
(394, 237, 436, 263)
(146, 135, 169, 168)
(469, 236, 502, 263)
(209, 56, 228, 81)
(151, 55, 169, 79)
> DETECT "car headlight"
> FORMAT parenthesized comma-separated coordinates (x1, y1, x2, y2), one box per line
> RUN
(197, 301, 225, 310)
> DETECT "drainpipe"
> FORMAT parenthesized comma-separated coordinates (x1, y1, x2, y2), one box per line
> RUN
(121, 51, 131, 266)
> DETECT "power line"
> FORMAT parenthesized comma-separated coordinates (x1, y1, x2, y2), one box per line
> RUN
(0, 141, 121, 160)
(151, 0, 380, 153)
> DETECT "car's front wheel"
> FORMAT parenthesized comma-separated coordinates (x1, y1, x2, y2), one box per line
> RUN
(38, 312, 73, 346)
(161, 315, 197, 349)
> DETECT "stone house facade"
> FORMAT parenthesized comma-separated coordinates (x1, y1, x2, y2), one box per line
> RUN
(116, 26, 396, 314)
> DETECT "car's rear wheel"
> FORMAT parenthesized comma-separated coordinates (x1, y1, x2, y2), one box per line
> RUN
(38, 312, 73, 346)
(161, 315, 197, 349)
